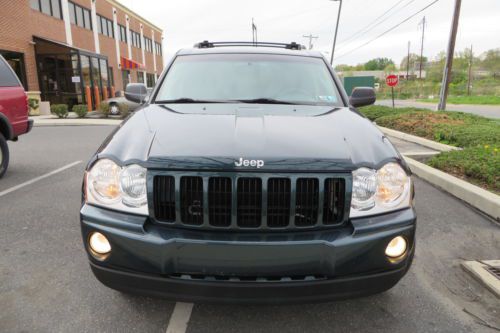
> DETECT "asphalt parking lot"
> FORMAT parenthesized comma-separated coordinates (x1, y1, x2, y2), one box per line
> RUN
(1, 126, 499, 333)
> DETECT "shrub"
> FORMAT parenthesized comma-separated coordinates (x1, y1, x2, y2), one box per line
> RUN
(28, 98, 39, 115)
(428, 147, 499, 194)
(118, 103, 130, 119)
(99, 103, 111, 118)
(51, 104, 69, 118)
(72, 104, 88, 118)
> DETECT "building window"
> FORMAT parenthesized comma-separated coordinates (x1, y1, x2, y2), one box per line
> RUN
(0, 51, 28, 89)
(122, 70, 130, 90)
(155, 42, 162, 56)
(144, 37, 153, 53)
(137, 71, 144, 84)
(30, 0, 62, 19)
(69, 1, 92, 30)
(97, 15, 114, 38)
(119, 25, 127, 43)
(131, 31, 141, 49)
(146, 73, 155, 88)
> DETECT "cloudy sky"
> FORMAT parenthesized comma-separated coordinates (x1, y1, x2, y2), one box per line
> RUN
(118, 0, 500, 67)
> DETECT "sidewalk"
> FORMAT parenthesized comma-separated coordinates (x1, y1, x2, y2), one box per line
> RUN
(31, 114, 122, 126)
(377, 99, 500, 119)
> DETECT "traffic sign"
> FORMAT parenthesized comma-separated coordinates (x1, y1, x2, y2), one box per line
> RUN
(386, 75, 399, 87)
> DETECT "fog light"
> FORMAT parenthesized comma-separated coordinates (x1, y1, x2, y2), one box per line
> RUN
(385, 236, 407, 258)
(89, 232, 111, 255)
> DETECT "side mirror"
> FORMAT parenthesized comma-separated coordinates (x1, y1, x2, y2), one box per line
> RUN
(125, 83, 148, 104)
(349, 87, 376, 108)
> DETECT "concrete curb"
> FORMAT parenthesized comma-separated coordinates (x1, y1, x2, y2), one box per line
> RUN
(379, 126, 460, 152)
(33, 119, 122, 126)
(403, 156, 500, 221)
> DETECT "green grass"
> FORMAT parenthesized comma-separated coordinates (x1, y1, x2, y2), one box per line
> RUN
(428, 147, 499, 194)
(419, 95, 500, 105)
(359, 105, 500, 193)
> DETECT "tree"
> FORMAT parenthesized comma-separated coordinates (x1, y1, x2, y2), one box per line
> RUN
(364, 58, 395, 71)
(480, 49, 500, 74)
(400, 54, 428, 72)
(384, 63, 397, 75)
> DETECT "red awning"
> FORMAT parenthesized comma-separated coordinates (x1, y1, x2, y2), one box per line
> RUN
(120, 57, 145, 70)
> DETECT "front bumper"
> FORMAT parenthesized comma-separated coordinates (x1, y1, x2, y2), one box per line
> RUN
(81, 204, 416, 303)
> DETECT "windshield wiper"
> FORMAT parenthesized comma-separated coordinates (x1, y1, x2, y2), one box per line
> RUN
(155, 98, 231, 104)
(235, 98, 296, 105)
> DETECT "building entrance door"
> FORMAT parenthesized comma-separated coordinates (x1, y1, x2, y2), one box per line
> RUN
(34, 37, 110, 110)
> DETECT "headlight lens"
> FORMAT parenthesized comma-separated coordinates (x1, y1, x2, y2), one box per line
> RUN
(120, 164, 147, 207)
(376, 162, 409, 207)
(350, 162, 412, 218)
(88, 159, 121, 204)
(351, 168, 377, 211)
(86, 159, 148, 215)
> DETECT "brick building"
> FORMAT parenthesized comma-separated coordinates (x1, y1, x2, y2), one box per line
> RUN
(0, 0, 164, 110)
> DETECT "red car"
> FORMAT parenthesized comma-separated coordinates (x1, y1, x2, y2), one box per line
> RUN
(0, 55, 33, 178)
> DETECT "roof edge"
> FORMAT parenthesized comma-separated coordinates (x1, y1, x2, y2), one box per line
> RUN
(106, 0, 163, 33)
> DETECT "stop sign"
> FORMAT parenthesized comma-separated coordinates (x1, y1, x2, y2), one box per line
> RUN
(386, 75, 399, 87)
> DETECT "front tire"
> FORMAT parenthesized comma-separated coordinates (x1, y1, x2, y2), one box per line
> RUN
(0, 133, 9, 179)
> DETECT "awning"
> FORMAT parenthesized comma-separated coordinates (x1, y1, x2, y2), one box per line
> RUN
(120, 56, 145, 70)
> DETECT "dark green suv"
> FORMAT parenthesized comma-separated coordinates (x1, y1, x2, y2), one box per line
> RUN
(81, 41, 415, 303)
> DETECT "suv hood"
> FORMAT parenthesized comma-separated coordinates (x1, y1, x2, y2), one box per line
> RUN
(96, 104, 403, 172)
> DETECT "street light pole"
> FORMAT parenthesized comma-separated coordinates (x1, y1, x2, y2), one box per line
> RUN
(330, 0, 343, 65)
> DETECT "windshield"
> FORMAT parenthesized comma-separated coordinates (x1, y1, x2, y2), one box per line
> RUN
(154, 53, 344, 106)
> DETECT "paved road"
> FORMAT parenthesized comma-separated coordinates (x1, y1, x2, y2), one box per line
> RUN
(377, 99, 500, 119)
(1, 126, 499, 333)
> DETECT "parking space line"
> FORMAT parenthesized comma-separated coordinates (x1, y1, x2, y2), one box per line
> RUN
(0, 161, 82, 198)
(166, 302, 194, 333)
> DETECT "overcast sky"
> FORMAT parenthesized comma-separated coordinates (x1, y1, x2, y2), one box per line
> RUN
(118, 0, 500, 67)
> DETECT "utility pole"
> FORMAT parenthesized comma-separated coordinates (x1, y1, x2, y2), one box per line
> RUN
(418, 16, 426, 79)
(407, 41, 411, 80)
(330, 0, 343, 65)
(438, 0, 462, 111)
(302, 34, 319, 50)
(467, 44, 473, 96)
(252, 18, 258, 45)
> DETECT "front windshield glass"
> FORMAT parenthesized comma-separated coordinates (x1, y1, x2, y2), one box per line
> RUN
(154, 53, 344, 106)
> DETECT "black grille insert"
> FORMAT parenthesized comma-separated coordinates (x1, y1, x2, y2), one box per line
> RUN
(295, 178, 319, 226)
(180, 176, 204, 225)
(267, 178, 291, 228)
(237, 178, 262, 228)
(208, 177, 232, 227)
(153, 174, 346, 230)
(154, 176, 176, 222)
(323, 178, 345, 225)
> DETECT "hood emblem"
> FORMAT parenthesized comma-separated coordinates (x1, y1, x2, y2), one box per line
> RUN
(235, 158, 264, 168)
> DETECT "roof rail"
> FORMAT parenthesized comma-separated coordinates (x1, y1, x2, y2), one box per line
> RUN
(193, 41, 306, 50)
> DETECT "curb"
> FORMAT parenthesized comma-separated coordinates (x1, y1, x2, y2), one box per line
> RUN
(403, 156, 500, 221)
(379, 126, 460, 152)
(33, 119, 122, 126)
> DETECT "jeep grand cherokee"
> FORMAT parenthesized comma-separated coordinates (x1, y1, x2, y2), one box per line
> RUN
(80, 41, 416, 303)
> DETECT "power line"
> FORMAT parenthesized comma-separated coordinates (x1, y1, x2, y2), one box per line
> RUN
(338, 0, 407, 46)
(335, 0, 440, 60)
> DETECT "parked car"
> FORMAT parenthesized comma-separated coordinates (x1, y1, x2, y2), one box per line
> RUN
(81, 41, 415, 303)
(0, 55, 33, 178)
(103, 88, 152, 115)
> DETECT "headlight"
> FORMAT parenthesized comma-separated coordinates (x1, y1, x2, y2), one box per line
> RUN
(120, 164, 147, 207)
(350, 162, 412, 218)
(85, 159, 148, 215)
